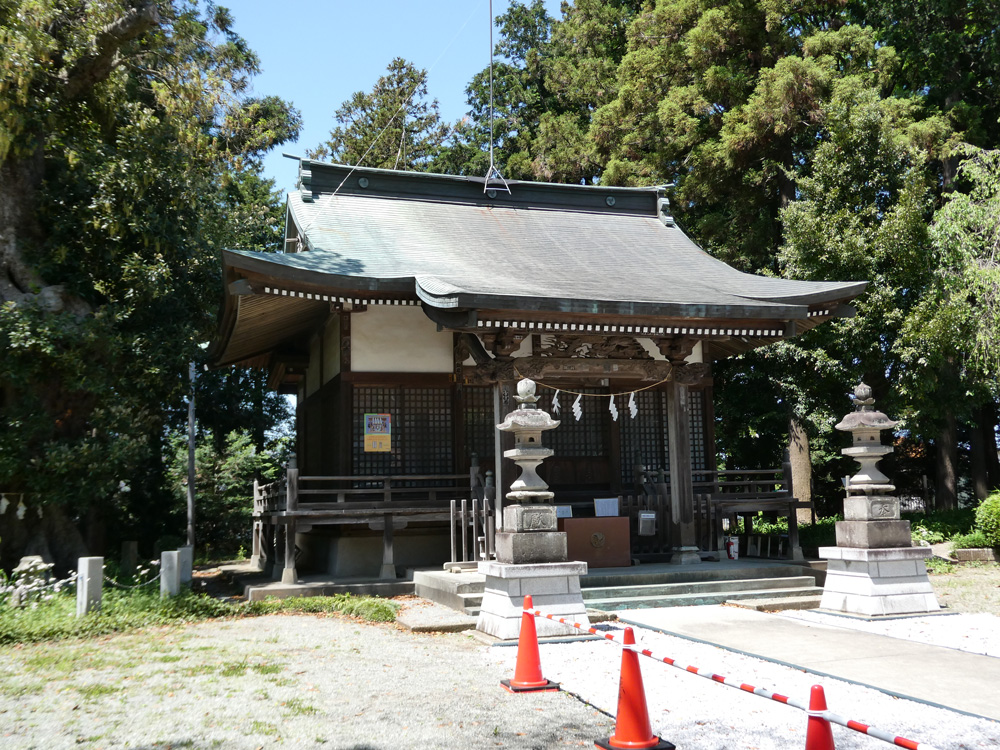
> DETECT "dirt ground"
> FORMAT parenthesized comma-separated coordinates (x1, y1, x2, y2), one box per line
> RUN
(929, 561, 1000, 615)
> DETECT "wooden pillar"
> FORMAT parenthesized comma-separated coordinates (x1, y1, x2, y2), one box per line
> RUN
(667, 374, 700, 564)
(493, 381, 506, 531)
(379, 513, 396, 580)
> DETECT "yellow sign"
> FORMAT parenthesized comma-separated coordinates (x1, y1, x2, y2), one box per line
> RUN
(364, 413, 391, 452)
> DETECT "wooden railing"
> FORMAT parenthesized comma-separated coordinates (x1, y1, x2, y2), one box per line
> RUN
(251, 462, 494, 579)
(629, 466, 808, 560)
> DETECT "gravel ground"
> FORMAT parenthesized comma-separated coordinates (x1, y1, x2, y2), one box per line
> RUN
(492, 613, 1000, 750)
(0, 614, 612, 750)
(775, 609, 1000, 657)
(1, 608, 998, 749)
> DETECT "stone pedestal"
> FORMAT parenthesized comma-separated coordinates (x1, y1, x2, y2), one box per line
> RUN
(819, 546, 940, 616)
(495, 503, 567, 563)
(835, 493, 914, 548)
(476, 561, 590, 639)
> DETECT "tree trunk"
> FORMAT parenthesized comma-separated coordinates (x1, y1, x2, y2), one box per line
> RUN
(935, 410, 959, 510)
(981, 401, 1000, 493)
(787, 417, 813, 524)
(971, 404, 992, 500)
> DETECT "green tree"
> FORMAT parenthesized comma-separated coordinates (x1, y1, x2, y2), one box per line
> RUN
(432, 0, 555, 179)
(435, 0, 643, 184)
(591, 1, 898, 271)
(773, 81, 942, 507)
(0, 1, 300, 568)
(167, 428, 289, 558)
(897, 146, 1000, 499)
(310, 57, 448, 170)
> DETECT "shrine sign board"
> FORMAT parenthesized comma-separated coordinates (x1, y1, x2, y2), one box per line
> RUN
(364, 413, 392, 452)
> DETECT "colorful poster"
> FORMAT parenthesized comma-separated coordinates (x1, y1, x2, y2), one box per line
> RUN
(363, 413, 391, 452)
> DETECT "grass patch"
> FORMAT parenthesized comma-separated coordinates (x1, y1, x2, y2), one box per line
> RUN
(220, 659, 249, 677)
(925, 557, 954, 574)
(76, 683, 121, 700)
(182, 664, 217, 677)
(0, 589, 238, 646)
(245, 593, 399, 622)
(0, 586, 397, 647)
(0, 679, 46, 697)
(931, 562, 1000, 614)
(282, 697, 318, 716)
(23, 647, 108, 673)
(251, 662, 282, 675)
(250, 720, 279, 736)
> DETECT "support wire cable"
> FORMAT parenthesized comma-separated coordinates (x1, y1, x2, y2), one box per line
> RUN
(327, 0, 488, 199)
(484, 0, 510, 194)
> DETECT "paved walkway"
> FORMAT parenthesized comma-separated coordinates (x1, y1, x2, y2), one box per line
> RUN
(616, 605, 1000, 722)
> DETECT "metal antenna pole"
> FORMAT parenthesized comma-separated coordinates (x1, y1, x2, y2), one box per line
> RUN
(485, 0, 510, 194)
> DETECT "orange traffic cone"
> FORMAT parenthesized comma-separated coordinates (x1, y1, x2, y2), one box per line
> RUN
(501, 594, 559, 693)
(804, 685, 836, 750)
(596, 627, 675, 750)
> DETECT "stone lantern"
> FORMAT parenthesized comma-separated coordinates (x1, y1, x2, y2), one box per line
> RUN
(819, 383, 940, 616)
(497, 378, 558, 504)
(833, 382, 908, 547)
(839, 383, 897, 493)
(493, 378, 565, 564)
(476, 378, 590, 640)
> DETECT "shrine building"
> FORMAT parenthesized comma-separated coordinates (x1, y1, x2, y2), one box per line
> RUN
(210, 159, 865, 581)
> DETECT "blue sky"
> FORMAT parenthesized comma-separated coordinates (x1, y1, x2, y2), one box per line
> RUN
(224, 0, 563, 191)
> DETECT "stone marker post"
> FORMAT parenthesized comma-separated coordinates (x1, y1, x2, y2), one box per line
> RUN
(476, 378, 590, 639)
(76, 557, 103, 617)
(160, 550, 181, 598)
(178, 545, 193, 587)
(819, 384, 940, 616)
(120, 541, 138, 579)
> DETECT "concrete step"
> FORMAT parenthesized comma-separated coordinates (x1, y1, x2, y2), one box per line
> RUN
(727, 595, 824, 612)
(582, 575, 817, 601)
(459, 591, 482, 616)
(585, 585, 825, 611)
(414, 570, 485, 613)
(583, 564, 817, 589)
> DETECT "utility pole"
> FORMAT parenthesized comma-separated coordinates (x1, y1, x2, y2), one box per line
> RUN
(187, 360, 196, 548)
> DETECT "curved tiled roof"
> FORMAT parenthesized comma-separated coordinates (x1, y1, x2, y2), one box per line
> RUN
(227, 160, 865, 320)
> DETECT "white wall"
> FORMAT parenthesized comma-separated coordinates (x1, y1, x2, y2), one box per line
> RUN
(351, 306, 453, 373)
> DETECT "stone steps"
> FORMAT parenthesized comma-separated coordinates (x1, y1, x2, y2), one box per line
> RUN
(415, 565, 827, 616)
(726, 595, 824, 612)
(582, 575, 816, 601)
(414, 570, 485, 615)
(584, 585, 825, 611)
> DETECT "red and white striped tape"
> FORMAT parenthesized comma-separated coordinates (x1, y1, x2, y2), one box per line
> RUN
(527, 608, 940, 750)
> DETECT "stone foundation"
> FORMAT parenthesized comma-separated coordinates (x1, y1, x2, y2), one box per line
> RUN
(835, 519, 912, 548)
(476, 561, 589, 640)
(494, 530, 568, 564)
(818, 546, 940, 616)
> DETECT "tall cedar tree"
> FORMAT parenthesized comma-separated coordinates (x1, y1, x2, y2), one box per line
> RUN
(310, 58, 448, 170)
